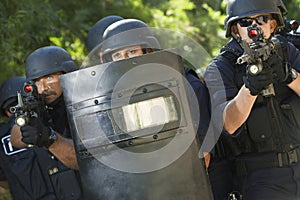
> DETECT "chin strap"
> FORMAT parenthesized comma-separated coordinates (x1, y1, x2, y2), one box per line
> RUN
(231, 32, 243, 45)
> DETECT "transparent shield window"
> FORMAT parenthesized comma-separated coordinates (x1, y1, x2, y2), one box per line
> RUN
(74, 95, 179, 148)
(75, 111, 115, 149)
(120, 96, 178, 132)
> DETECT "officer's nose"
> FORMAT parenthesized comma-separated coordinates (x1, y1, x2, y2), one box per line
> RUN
(119, 53, 128, 60)
(36, 79, 50, 94)
(113, 53, 127, 61)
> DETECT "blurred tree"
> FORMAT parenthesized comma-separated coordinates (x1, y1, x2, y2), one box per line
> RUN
(0, 0, 65, 82)
(1, 0, 298, 84)
(0, 187, 11, 200)
(285, 0, 300, 21)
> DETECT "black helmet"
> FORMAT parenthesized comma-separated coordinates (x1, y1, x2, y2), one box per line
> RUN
(86, 15, 124, 52)
(276, 0, 288, 16)
(100, 19, 160, 62)
(224, 0, 284, 37)
(0, 76, 26, 116)
(25, 46, 78, 80)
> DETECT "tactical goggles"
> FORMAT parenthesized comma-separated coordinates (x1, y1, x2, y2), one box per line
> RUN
(237, 15, 272, 27)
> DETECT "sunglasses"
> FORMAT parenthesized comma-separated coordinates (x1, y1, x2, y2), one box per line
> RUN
(237, 15, 272, 27)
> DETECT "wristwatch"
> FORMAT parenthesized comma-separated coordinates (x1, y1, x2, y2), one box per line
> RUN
(291, 68, 299, 81)
(48, 127, 58, 147)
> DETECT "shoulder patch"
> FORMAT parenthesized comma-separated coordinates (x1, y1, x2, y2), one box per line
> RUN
(1, 135, 27, 156)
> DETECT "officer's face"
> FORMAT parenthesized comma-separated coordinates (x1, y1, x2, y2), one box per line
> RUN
(236, 14, 277, 43)
(111, 45, 144, 61)
(34, 72, 63, 104)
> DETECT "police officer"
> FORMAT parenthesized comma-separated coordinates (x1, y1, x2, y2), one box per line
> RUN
(99, 18, 211, 144)
(79, 18, 213, 199)
(98, 18, 234, 200)
(0, 76, 78, 199)
(10, 46, 83, 199)
(204, 0, 300, 199)
(101, 17, 212, 191)
(0, 76, 25, 196)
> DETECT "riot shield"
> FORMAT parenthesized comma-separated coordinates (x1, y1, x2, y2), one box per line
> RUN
(60, 49, 213, 200)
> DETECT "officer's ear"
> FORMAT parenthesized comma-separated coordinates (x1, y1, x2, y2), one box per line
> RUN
(270, 18, 277, 34)
(231, 24, 239, 37)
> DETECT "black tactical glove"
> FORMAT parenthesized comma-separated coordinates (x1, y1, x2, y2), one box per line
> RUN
(243, 65, 274, 96)
(20, 118, 56, 148)
(265, 53, 293, 84)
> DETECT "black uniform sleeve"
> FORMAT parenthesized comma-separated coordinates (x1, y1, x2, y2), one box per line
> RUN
(0, 166, 6, 181)
(287, 42, 300, 72)
(185, 69, 211, 144)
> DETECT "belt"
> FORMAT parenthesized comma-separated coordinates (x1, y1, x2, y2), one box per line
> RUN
(235, 147, 300, 176)
(277, 147, 300, 167)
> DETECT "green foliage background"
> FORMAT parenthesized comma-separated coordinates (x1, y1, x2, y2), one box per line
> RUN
(0, 0, 223, 78)
(0, 0, 299, 84)
(0, 0, 299, 198)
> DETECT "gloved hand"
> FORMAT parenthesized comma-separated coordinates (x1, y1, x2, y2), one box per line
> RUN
(243, 65, 275, 96)
(20, 117, 53, 148)
(265, 53, 292, 84)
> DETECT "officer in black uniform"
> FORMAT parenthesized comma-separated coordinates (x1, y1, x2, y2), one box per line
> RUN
(0, 76, 25, 196)
(0, 76, 81, 199)
(204, 0, 300, 199)
(98, 18, 211, 148)
(81, 18, 213, 199)
(10, 46, 83, 199)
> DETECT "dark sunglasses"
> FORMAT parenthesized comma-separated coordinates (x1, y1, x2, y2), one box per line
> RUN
(237, 15, 272, 27)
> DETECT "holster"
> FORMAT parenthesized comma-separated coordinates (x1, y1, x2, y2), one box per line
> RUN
(49, 167, 82, 200)
(9, 148, 54, 200)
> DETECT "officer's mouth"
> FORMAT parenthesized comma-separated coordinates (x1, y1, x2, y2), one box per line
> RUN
(42, 91, 57, 98)
(43, 95, 57, 104)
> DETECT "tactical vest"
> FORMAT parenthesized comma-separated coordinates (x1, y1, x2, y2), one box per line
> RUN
(0, 120, 82, 199)
(216, 43, 300, 156)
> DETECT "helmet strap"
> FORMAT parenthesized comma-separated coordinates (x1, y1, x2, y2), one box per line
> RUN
(231, 32, 242, 44)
